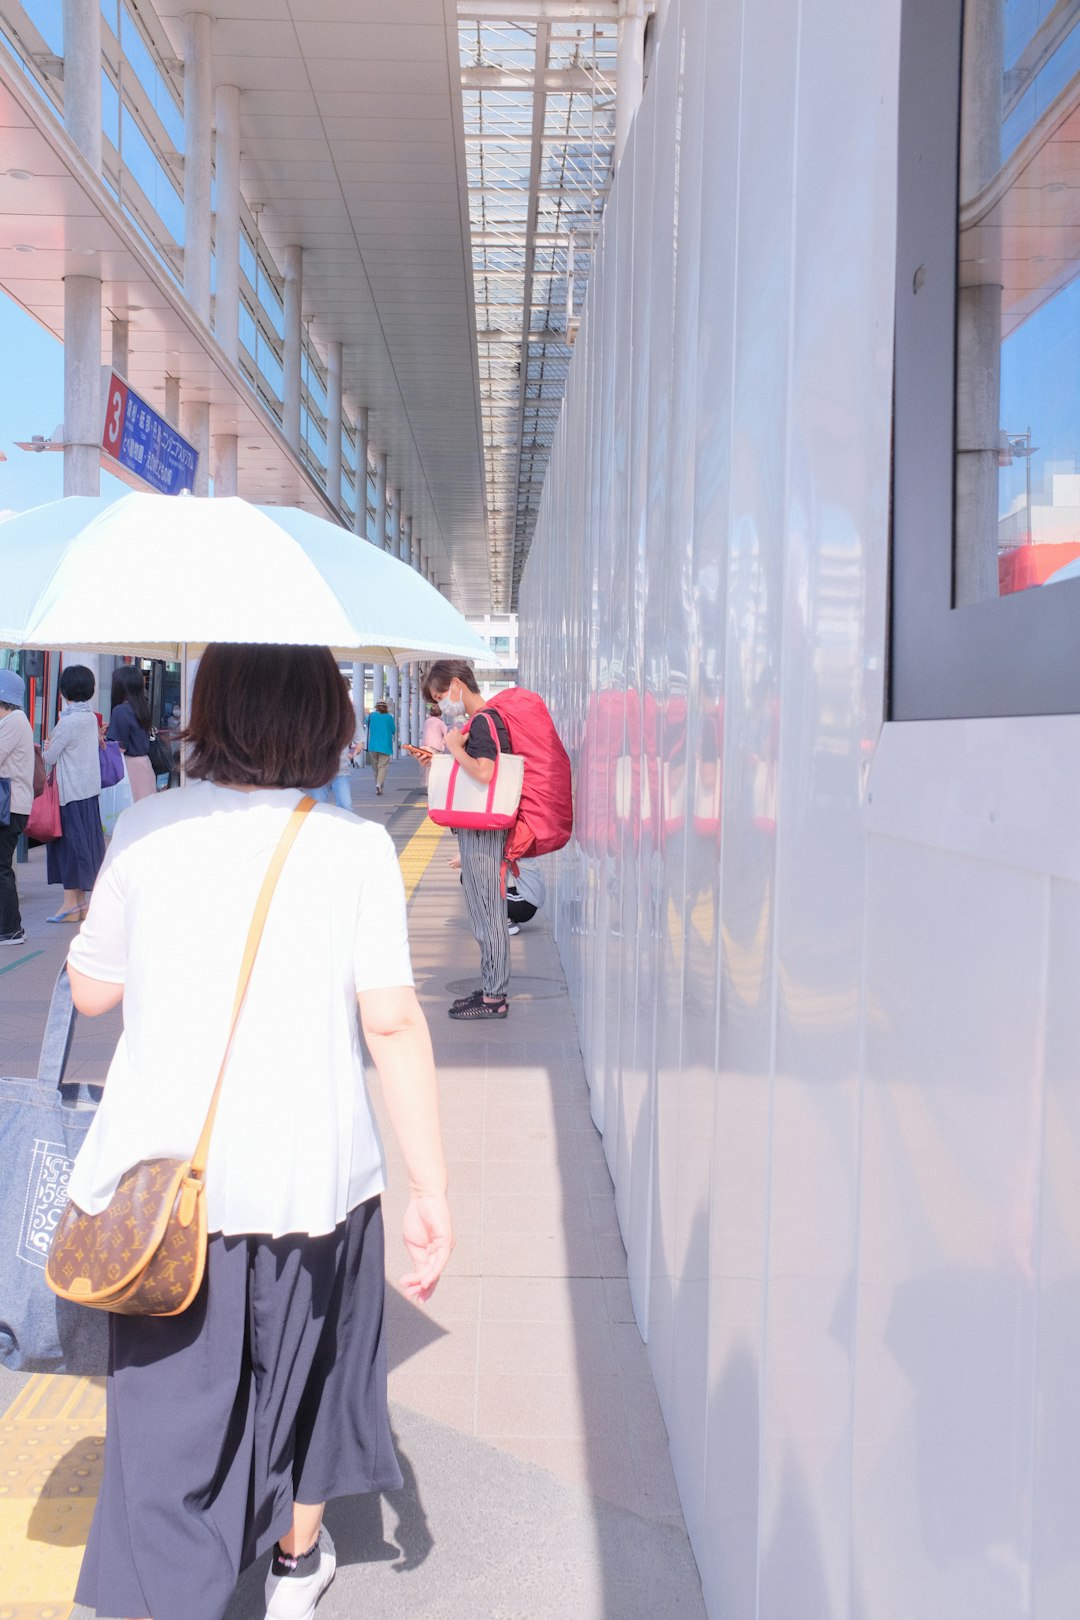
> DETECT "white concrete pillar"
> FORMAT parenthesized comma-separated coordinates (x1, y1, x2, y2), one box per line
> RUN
(370, 445, 389, 709)
(351, 663, 364, 735)
(63, 275, 101, 498)
(214, 433, 238, 496)
(182, 399, 210, 496)
(283, 244, 303, 450)
(410, 525, 423, 744)
(213, 83, 241, 365)
(399, 524, 412, 744)
(399, 510, 412, 748)
(63, 259, 102, 692)
(327, 341, 343, 510)
(374, 451, 388, 548)
(386, 485, 401, 726)
(165, 374, 181, 428)
(111, 317, 128, 377)
(615, 0, 646, 163)
(62, 0, 102, 173)
(353, 406, 369, 537)
(387, 663, 399, 749)
(183, 12, 213, 325)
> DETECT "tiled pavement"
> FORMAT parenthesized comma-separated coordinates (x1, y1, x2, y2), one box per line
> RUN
(0, 760, 705, 1619)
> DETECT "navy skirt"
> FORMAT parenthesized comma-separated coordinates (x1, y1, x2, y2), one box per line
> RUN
(46, 794, 105, 891)
(75, 1196, 402, 1620)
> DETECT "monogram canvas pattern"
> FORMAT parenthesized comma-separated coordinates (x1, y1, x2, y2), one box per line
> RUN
(46, 1157, 207, 1317)
(18, 1138, 74, 1269)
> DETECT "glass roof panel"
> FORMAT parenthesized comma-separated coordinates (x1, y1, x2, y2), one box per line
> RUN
(459, 10, 618, 608)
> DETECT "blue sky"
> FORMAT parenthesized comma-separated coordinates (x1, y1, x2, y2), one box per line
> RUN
(0, 294, 130, 517)
(0, 294, 67, 517)
(1000, 276, 1080, 512)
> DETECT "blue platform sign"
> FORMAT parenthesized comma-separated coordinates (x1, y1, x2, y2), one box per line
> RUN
(101, 371, 198, 495)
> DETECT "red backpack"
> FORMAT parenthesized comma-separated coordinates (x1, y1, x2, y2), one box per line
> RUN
(483, 688, 573, 864)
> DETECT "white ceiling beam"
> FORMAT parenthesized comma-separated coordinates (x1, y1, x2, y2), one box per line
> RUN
(501, 18, 551, 613)
(462, 66, 602, 90)
(459, 2, 619, 14)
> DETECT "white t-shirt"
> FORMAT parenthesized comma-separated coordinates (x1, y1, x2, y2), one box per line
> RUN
(66, 782, 413, 1238)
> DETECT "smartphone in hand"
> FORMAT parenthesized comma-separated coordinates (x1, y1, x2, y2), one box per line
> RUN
(403, 744, 432, 761)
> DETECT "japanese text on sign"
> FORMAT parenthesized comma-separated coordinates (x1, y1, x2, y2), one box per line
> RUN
(101, 373, 198, 495)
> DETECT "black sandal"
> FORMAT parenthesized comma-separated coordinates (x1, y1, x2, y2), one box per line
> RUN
(450, 988, 483, 1012)
(448, 996, 509, 1021)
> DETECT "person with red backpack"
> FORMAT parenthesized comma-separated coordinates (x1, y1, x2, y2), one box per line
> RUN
(416, 660, 572, 1021)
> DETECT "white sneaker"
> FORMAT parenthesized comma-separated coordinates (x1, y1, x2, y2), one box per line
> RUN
(507, 921, 520, 936)
(264, 1527, 336, 1620)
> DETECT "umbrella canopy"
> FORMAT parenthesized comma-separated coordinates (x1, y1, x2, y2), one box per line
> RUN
(0, 493, 491, 665)
(1043, 554, 1080, 587)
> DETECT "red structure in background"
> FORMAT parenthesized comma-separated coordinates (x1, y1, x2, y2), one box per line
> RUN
(998, 540, 1080, 594)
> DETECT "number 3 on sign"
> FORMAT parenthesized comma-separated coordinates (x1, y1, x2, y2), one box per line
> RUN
(103, 376, 128, 456)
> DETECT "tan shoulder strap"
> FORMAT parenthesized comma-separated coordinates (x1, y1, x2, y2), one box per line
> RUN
(189, 795, 315, 1178)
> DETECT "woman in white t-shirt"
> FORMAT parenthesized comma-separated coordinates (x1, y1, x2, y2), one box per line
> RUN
(65, 643, 453, 1620)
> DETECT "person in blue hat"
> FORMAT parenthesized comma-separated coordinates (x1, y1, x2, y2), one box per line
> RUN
(0, 669, 35, 944)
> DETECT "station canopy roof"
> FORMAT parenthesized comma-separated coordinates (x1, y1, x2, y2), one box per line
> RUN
(0, 0, 622, 612)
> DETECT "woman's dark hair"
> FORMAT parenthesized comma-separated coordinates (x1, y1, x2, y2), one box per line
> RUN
(183, 644, 355, 788)
(110, 664, 151, 732)
(422, 659, 478, 704)
(59, 664, 95, 703)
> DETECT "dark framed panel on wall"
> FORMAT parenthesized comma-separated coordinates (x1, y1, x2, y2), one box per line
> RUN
(892, 0, 1080, 719)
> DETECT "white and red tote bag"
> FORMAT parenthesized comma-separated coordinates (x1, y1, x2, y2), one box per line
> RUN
(427, 730, 524, 831)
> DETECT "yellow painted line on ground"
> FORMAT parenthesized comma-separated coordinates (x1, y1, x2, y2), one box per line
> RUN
(0, 818, 444, 1615)
(398, 815, 446, 902)
(0, 1373, 105, 1618)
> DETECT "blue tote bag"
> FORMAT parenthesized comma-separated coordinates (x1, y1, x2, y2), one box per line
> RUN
(0, 968, 107, 1373)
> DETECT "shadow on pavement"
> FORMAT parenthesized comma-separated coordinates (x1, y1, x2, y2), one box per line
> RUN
(222, 1428, 431, 1619)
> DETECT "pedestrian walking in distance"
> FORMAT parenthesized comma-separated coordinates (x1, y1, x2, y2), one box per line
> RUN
(365, 699, 395, 795)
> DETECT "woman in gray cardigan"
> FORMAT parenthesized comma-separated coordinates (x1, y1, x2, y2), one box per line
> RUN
(41, 664, 105, 923)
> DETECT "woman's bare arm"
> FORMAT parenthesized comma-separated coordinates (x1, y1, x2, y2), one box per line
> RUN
(443, 726, 495, 784)
(359, 983, 453, 1301)
(68, 964, 124, 1015)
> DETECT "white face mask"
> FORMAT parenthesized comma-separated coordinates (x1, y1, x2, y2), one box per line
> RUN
(439, 683, 466, 721)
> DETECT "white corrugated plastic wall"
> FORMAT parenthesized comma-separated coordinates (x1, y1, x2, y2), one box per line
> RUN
(519, 1, 1080, 1615)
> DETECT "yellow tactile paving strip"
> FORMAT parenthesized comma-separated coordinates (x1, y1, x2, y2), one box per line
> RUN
(0, 809, 443, 1617)
(397, 814, 445, 902)
(0, 1375, 105, 1618)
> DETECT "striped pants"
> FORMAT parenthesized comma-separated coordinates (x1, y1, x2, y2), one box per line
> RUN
(457, 826, 510, 1000)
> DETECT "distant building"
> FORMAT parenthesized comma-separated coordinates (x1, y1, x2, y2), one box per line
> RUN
(465, 612, 518, 698)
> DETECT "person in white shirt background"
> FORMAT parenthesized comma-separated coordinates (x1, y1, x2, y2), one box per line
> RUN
(0, 668, 35, 945)
(506, 857, 546, 936)
(65, 642, 454, 1620)
(41, 663, 105, 925)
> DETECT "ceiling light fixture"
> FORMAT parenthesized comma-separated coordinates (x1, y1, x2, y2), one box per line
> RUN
(7, 168, 33, 181)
